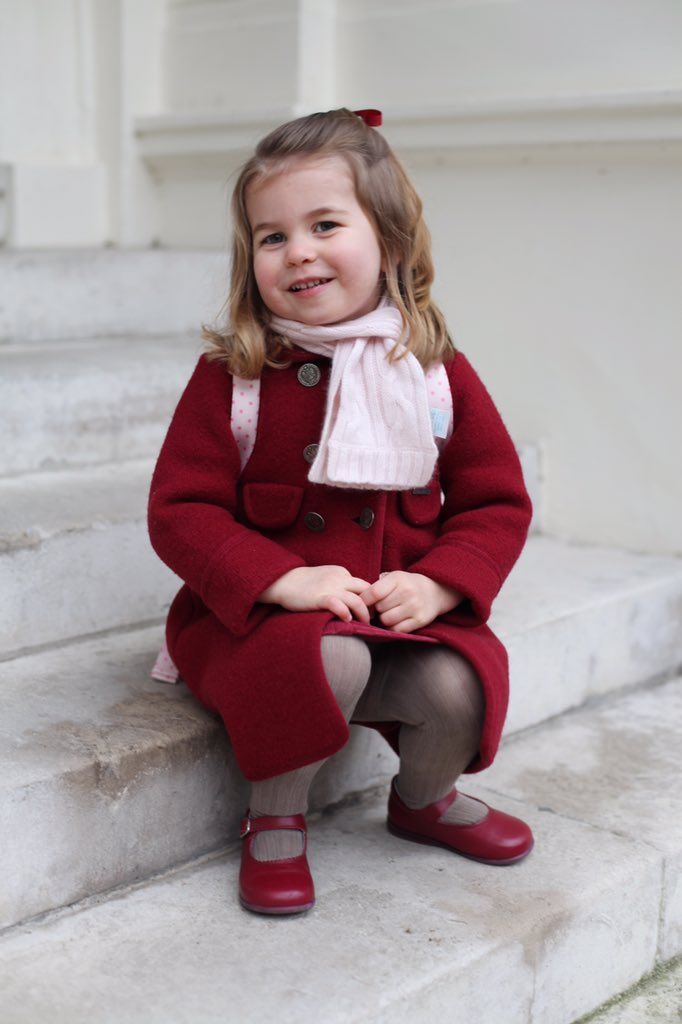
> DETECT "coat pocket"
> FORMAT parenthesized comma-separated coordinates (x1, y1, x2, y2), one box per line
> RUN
(398, 483, 442, 526)
(242, 482, 304, 530)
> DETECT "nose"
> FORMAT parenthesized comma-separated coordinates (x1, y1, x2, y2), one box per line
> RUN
(285, 232, 316, 266)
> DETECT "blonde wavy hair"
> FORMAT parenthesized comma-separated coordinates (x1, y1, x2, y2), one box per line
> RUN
(203, 107, 456, 376)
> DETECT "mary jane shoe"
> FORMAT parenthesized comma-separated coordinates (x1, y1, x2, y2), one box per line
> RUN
(239, 811, 315, 915)
(387, 775, 534, 865)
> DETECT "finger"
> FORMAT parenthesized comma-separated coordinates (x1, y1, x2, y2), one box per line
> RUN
(343, 591, 371, 623)
(344, 576, 373, 594)
(388, 617, 421, 634)
(360, 576, 397, 606)
(379, 605, 409, 628)
(385, 610, 421, 634)
(374, 593, 405, 614)
(321, 595, 352, 622)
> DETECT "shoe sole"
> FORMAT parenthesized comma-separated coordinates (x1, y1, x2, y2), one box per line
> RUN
(239, 896, 315, 915)
(387, 820, 534, 865)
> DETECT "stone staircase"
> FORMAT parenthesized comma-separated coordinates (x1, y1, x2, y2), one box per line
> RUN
(1, 251, 680, 1023)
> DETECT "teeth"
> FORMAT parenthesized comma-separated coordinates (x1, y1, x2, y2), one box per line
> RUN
(291, 279, 327, 291)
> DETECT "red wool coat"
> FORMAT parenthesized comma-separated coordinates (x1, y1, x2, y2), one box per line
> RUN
(147, 347, 532, 782)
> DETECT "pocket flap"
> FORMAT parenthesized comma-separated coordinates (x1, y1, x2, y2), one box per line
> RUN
(242, 482, 304, 530)
(398, 482, 442, 526)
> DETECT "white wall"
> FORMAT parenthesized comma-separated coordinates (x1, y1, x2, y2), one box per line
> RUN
(336, 0, 682, 104)
(0, 0, 106, 244)
(0, 0, 166, 245)
(414, 145, 682, 554)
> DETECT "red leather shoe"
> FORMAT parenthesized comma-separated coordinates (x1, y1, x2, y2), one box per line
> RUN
(238, 811, 315, 915)
(387, 776, 534, 865)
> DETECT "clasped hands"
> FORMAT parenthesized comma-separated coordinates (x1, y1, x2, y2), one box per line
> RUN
(258, 565, 464, 635)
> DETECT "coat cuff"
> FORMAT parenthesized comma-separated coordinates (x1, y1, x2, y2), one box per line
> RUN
(408, 542, 502, 625)
(200, 531, 306, 636)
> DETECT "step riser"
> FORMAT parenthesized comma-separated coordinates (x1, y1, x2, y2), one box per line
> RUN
(503, 577, 682, 734)
(1, 525, 173, 656)
(0, 251, 224, 342)
(0, 341, 197, 477)
(2, 724, 243, 930)
(0, 704, 395, 930)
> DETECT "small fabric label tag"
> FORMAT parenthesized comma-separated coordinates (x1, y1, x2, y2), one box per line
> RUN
(430, 408, 449, 439)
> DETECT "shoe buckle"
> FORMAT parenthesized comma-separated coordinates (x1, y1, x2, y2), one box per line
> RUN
(239, 817, 251, 838)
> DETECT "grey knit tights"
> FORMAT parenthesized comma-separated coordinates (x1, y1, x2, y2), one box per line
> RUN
(249, 634, 487, 861)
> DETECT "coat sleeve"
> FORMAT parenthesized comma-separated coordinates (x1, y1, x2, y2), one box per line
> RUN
(408, 351, 532, 626)
(147, 355, 307, 636)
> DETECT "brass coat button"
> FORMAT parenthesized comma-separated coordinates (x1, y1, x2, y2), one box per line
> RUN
(297, 363, 321, 387)
(358, 507, 375, 529)
(304, 512, 325, 532)
(303, 443, 319, 464)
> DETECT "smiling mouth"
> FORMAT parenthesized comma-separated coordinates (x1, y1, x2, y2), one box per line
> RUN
(289, 278, 333, 292)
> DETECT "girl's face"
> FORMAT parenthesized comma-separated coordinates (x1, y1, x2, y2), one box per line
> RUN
(246, 155, 385, 325)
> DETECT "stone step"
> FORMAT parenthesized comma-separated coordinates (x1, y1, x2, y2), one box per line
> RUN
(0, 249, 225, 343)
(0, 445, 544, 658)
(0, 334, 200, 477)
(0, 624, 396, 931)
(1, 538, 680, 928)
(0, 459, 174, 658)
(583, 957, 682, 1024)
(0, 676, 679, 1023)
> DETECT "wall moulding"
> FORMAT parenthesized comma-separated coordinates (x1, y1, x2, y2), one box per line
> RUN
(134, 91, 682, 173)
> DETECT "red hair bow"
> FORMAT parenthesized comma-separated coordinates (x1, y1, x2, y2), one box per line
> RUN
(353, 109, 382, 127)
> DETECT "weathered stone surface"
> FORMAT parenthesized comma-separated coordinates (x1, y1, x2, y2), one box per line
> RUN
(0, 334, 199, 476)
(0, 626, 395, 928)
(1, 543, 681, 926)
(0, 788, 663, 1024)
(478, 676, 682, 960)
(0, 460, 175, 656)
(498, 538, 682, 734)
(0, 249, 226, 342)
(581, 956, 682, 1024)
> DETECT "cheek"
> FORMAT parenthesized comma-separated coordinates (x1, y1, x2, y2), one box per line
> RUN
(343, 237, 382, 281)
(252, 254, 274, 292)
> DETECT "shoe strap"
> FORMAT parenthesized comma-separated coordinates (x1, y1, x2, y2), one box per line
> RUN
(240, 812, 307, 839)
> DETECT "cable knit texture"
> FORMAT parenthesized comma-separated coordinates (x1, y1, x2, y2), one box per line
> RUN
(269, 295, 438, 489)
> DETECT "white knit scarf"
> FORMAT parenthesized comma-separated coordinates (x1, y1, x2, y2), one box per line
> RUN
(269, 294, 438, 490)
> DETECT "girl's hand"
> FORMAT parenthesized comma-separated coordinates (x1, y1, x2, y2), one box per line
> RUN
(360, 571, 464, 633)
(258, 565, 373, 623)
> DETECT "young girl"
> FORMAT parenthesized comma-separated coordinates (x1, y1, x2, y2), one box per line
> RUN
(148, 107, 534, 916)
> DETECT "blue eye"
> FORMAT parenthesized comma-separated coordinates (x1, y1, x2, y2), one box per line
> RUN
(259, 222, 337, 245)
